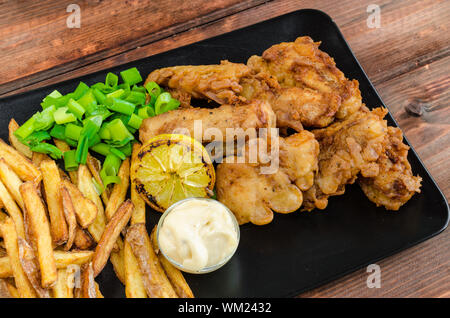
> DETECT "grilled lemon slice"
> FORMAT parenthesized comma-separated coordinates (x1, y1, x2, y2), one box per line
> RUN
(133, 134, 215, 212)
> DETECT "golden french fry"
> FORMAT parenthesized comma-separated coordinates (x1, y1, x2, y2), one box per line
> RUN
(105, 158, 130, 220)
(77, 164, 106, 242)
(131, 143, 146, 225)
(5, 281, 19, 298)
(126, 223, 178, 298)
(0, 250, 94, 278)
(53, 139, 78, 184)
(31, 152, 50, 168)
(0, 179, 25, 239)
(8, 119, 32, 159)
(92, 200, 133, 277)
(110, 237, 125, 284)
(17, 238, 51, 298)
(73, 228, 95, 250)
(0, 279, 13, 298)
(94, 282, 104, 298)
(19, 181, 57, 288)
(0, 138, 41, 183)
(62, 179, 97, 228)
(0, 158, 24, 210)
(61, 187, 76, 250)
(52, 268, 73, 298)
(150, 226, 193, 298)
(124, 239, 147, 298)
(41, 160, 68, 245)
(86, 153, 110, 205)
(0, 217, 36, 298)
(80, 262, 97, 298)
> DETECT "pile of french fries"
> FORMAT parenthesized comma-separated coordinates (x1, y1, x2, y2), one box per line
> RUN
(0, 119, 193, 298)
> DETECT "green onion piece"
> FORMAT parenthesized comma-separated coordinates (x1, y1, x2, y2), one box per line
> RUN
(127, 113, 143, 129)
(14, 116, 36, 140)
(49, 125, 66, 140)
(108, 119, 134, 142)
(33, 105, 56, 131)
(65, 123, 82, 140)
(77, 89, 97, 113)
(64, 138, 78, 147)
(30, 143, 63, 160)
(137, 106, 150, 119)
(90, 143, 111, 156)
(75, 135, 89, 164)
(145, 81, 161, 98)
(89, 106, 112, 121)
(120, 67, 142, 86)
(106, 98, 136, 116)
(106, 89, 125, 100)
(24, 131, 51, 147)
(106, 72, 119, 88)
(154, 92, 172, 115)
(67, 98, 86, 120)
(92, 178, 104, 195)
(98, 125, 111, 140)
(41, 90, 62, 109)
(89, 134, 101, 147)
(132, 85, 146, 93)
(118, 142, 132, 157)
(125, 91, 146, 105)
(91, 82, 106, 90)
(92, 88, 107, 105)
(109, 147, 126, 160)
(54, 107, 77, 125)
(63, 150, 78, 171)
(100, 153, 122, 186)
(102, 175, 122, 187)
(73, 82, 90, 100)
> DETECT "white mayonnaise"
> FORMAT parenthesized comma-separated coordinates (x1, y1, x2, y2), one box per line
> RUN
(157, 198, 239, 272)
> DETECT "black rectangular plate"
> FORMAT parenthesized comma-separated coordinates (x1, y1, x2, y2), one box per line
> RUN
(0, 9, 448, 298)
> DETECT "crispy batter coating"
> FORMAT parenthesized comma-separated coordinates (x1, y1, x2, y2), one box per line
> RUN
(139, 99, 276, 144)
(247, 36, 363, 127)
(358, 127, 422, 210)
(216, 131, 319, 225)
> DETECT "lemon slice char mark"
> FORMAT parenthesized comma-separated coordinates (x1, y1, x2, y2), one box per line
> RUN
(133, 134, 215, 212)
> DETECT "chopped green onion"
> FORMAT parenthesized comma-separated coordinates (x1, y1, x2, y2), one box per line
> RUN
(14, 116, 36, 140)
(100, 153, 122, 187)
(73, 82, 90, 100)
(77, 89, 98, 113)
(132, 85, 146, 93)
(49, 125, 66, 140)
(117, 142, 132, 157)
(33, 105, 56, 131)
(106, 89, 125, 100)
(127, 113, 143, 129)
(120, 67, 142, 86)
(54, 107, 77, 125)
(67, 98, 86, 120)
(24, 131, 51, 146)
(63, 150, 78, 171)
(108, 119, 134, 142)
(30, 143, 63, 160)
(92, 88, 106, 105)
(154, 92, 172, 115)
(41, 90, 62, 109)
(106, 98, 136, 116)
(75, 135, 89, 164)
(125, 91, 146, 105)
(64, 138, 78, 147)
(90, 143, 111, 156)
(145, 81, 161, 98)
(65, 123, 82, 140)
(110, 147, 126, 160)
(105, 72, 118, 88)
(92, 178, 104, 195)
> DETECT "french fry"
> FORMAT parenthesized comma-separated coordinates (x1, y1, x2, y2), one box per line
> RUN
(61, 186, 77, 250)
(77, 164, 106, 242)
(0, 217, 36, 297)
(53, 139, 78, 184)
(131, 143, 146, 225)
(8, 119, 32, 159)
(0, 279, 13, 298)
(17, 238, 51, 298)
(31, 152, 50, 168)
(95, 282, 104, 298)
(41, 160, 68, 245)
(150, 226, 193, 298)
(110, 237, 125, 284)
(0, 250, 94, 278)
(124, 239, 147, 298)
(0, 158, 24, 210)
(0, 179, 25, 238)
(105, 158, 130, 220)
(86, 153, 110, 206)
(52, 268, 73, 298)
(6, 281, 19, 298)
(92, 200, 133, 277)
(0, 138, 41, 183)
(73, 228, 95, 250)
(80, 262, 97, 298)
(19, 181, 57, 288)
(62, 179, 97, 228)
(126, 223, 178, 298)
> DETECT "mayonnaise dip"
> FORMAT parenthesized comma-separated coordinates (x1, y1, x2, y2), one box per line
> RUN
(157, 198, 239, 273)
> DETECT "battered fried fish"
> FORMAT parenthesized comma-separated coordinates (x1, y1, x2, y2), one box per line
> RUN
(139, 99, 276, 144)
(247, 36, 362, 127)
(302, 107, 421, 211)
(216, 131, 319, 225)
(358, 126, 422, 210)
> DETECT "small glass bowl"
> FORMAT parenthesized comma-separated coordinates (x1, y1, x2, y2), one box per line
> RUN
(156, 197, 240, 274)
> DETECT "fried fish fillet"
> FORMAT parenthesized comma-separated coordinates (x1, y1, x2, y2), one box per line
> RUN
(358, 126, 422, 210)
(247, 36, 363, 127)
(139, 99, 276, 144)
(302, 106, 421, 211)
(216, 131, 319, 225)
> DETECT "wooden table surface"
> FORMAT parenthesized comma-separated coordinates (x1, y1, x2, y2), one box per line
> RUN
(0, 0, 448, 297)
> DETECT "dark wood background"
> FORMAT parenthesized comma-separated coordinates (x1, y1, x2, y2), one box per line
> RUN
(0, 0, 448, 297)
